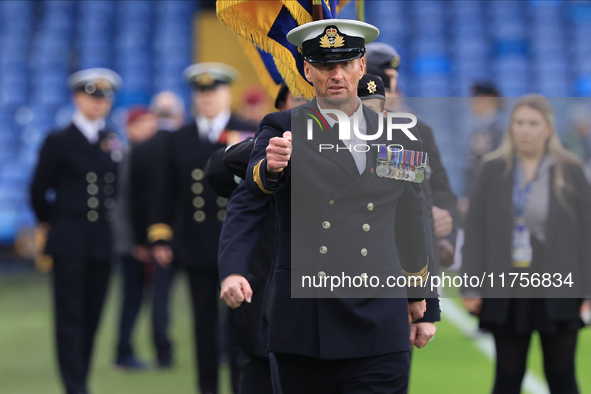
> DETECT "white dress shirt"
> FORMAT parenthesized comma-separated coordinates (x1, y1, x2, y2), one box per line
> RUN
(196, 109, 231, 144)
(71, 110, 105, 144)
(318, 99, 367, 174)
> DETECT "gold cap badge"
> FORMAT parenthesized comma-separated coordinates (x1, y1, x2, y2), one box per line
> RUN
(196, 73, 215, 86)
(319, 27, 345, 48)
(367, 80, 377, 94)
(390, 56, 400, 69)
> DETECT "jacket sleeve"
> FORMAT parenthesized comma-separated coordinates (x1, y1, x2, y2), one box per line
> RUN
(416, 297, 441, 323)
(146, 133, 176, 244)
(246, 113, 290, 198)
(29, 134, 62, 223)
(417, 122, 459, 238)
(223, 139, 255, 180)
(460, 161, 492, 297)
(129, 145, 148, 245)
(395, 179, 429, 300)
(218, 181, 271, 284)
(571, 164, 591, 296)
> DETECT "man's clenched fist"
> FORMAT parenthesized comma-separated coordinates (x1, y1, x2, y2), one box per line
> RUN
(408, 299, 427, 324)
(266, 131, 292, 179)
(220, 274, 253, 309)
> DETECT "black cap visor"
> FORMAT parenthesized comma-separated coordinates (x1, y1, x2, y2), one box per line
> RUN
(75, 84, 114, 99)
(303, 48, 366, 63)
(191, 80, 228, 92)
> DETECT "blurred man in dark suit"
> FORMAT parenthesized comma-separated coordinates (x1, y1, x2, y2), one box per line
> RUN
(30, 68, 122, 394)
(148, 63, 256, 394)
(113, 106, 157, 370)
(127, 91, 186, 368)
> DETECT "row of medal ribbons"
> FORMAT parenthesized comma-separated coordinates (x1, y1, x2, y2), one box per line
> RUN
(375, 147, 428, 183)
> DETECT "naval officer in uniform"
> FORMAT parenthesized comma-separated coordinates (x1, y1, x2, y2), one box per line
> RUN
(236, 20, 429, 393)
(147, 63, 256, 394)
(30, 68, 122, 394)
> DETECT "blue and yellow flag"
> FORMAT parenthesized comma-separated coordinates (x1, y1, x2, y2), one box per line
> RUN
(217, 0, 350, 98)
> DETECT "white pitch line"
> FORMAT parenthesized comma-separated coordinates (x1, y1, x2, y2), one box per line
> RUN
(440, 298, 549, 394)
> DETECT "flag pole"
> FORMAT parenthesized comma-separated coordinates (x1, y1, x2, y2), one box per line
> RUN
(312, 0, 323, 21)
(356, 0, 365, 22)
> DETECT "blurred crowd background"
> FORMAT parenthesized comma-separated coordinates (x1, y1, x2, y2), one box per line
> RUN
(1, 1, 591, 394)
(1, 0, 591, 260)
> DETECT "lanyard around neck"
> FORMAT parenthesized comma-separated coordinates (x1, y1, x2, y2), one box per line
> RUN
(512, 159, 543, 219)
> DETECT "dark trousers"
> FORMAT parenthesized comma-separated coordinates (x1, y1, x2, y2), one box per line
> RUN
(237, 351, 273, 394)
(117, 255, 161, 361)
(52, 256, 111, 394)
(272, 351, 410, 394)
(116, 255, 147, 361)
(152, 261, 175, 365)
(186, 268, 220, 394)
(492, 331, 579, 394)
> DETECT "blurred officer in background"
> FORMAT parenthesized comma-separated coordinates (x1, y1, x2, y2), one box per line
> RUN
(150, 91, 186, 132)
(112, 106, 157, 370)
(562, 103, 591, 164)
(460, 82, 503, 217)
(29, 68, 122, 394)
(127, 91, 186, 368)
(366, 42, 402, 112)
(147, 63, 256, 394)
(238, 86, 270, 124)
(365, 43, 458, 269)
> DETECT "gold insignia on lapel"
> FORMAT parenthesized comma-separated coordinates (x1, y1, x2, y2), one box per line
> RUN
(319, 27, 345, 48)
(196, 73, 215, 86)
(367, 80, 377, 94)
(100, 140, 110, 152)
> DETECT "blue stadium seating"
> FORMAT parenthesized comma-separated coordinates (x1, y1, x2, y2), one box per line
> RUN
(0, 0, 588, 241)
(0, 1, 196, 242)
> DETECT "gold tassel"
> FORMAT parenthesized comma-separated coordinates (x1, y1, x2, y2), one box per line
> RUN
(239, 40, 282, 99)
(217, 0, 315, 97)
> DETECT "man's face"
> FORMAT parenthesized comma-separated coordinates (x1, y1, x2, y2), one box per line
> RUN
(304, 57, 365, 105)
(195, 85, 231, 119)
(470, 96, 500, 117)
(277, 92, 292, 112)
(126, 114, 157, 143)
(384, 68, 398, 92)
(73, 92, 113, 120)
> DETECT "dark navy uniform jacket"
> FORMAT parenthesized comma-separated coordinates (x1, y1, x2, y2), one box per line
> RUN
(149, 116, 256, 268)
(246, 101, 430, 359)
(30, 124, 119, 261)
(128, 129, 170, 246)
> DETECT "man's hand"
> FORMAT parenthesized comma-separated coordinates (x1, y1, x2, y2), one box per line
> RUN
(220, 274, 253, 309)
(266, 131, 292, 179)
(408, 300, 427, 324)
(153, 245, 173, 268)
(410, 322, 437, 348)
(462, 297, 483, 316)
(432, 206, 453, 238)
